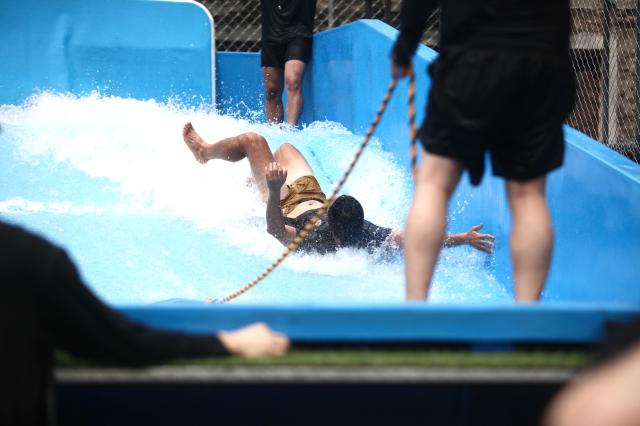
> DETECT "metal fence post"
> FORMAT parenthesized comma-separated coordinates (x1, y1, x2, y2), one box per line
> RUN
(364, 0, 372, 19)
(383, 0, 392, 23)
(602, 0, 611, 145)
(636, 0, 640, 145)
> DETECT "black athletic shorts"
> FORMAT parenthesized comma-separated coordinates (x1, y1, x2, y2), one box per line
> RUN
(261, 37, 312, 68)
(419, 49, 575, 185)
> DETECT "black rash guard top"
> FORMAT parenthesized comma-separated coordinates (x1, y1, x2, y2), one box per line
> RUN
(392, 0, 570, 66)
(285, 209, 393, 255)
(0, 222, 228, 426)
(261, 0, 317, 42)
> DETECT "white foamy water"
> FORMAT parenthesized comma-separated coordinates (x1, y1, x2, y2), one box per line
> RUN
(0, 92, 509, 304)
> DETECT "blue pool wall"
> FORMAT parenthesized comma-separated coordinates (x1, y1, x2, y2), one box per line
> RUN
(216, 19, 640, 305)
(0, 0, 214, 106)
(2, 0, 640, 343)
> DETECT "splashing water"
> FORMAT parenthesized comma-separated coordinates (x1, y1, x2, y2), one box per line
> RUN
(0, 92, 510, 304)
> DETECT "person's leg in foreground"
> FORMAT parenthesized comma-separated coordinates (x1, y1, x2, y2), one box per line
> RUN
(404, 153, 462, 300)
(283, 59, 306, 126)
(262, 66, 285, 123)
(507, 177, 553, 301)
(545, 341, 640, 426)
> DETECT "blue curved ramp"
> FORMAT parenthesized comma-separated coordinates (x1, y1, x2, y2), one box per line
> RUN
(0, 0, 215, 105)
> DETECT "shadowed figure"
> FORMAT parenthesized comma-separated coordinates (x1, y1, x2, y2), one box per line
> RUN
(260, 0, 317, 125)
(391, 0, 574, 301)
(0, 220, 289, 426)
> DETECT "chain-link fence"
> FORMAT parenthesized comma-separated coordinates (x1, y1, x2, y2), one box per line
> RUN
(200, 0, 640, 163)
(200, 1, 438, 51)
(570, 0, 640, 162)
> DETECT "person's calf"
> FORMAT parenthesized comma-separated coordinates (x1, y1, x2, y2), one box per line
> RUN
(264, 85, 284, 123)
(507, 178, 552, 301)
(404, 180, 454, 300)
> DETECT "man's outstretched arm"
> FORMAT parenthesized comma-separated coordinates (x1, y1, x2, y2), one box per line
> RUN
(0, 220, 289, 364)
(265, 162, 297, 246)
(35, 243, 289, 364)
(389, 224, 495, 253)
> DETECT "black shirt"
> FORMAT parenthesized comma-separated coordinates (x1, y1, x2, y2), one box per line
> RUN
(392, 0, 570, 66)
(0, 222, 228, 426)
(285, 209, 393, 255)
(261, 0, 317, 42)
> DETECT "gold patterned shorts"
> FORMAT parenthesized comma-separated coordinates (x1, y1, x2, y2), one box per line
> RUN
(279, 175, 327, 216)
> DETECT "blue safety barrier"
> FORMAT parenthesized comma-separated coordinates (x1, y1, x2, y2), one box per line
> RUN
(0, 0, 214, 105)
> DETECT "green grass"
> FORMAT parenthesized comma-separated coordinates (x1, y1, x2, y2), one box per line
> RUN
(57, 348, 591, 370)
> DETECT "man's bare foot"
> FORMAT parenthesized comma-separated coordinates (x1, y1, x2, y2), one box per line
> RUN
(182, 122, 209, 164)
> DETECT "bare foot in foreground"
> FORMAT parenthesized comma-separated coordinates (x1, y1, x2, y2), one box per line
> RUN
(182, 122, 209, 164)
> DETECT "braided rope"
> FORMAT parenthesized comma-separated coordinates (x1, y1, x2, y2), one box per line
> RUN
(407, 66, 419, 178)
(207, 65, 416, 304)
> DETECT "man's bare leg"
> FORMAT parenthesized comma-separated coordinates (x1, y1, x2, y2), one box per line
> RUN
(182, 123, 275, 198)
(283, 60, 306, 126)
(404, 153, 463, 300)
(273, 143, 314, 185)
(262, 67, 284, 123)
(507, 177, 552, 301)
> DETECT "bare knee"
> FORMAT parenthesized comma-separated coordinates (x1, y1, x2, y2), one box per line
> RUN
(285, 75, 302, 94)
(239, 132, 268, 149)
(266, 89, 281, 102)
(266, 89, 282, 101)
(437, 177, 459, 198)
(415, 154, 462, 198)
(276, 142, 295, 153)
(273, 142, 294, 162)
(264, 82, 282, 101)
(416, 171, 459, 199)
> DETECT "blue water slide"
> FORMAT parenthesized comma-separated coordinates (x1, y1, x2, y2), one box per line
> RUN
(216, 20, 640, 303)
(2, 0, 640, 343)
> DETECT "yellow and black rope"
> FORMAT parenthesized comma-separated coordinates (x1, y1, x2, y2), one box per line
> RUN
(407, 66, 419, 178)
(208, 65, 417, 304)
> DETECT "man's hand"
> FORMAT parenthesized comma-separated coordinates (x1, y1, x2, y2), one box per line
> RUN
(218, 322, 290, 358)
(463, 224, 495, 254)
(391, 61, 410, 80)
(265, 162, 287, 193)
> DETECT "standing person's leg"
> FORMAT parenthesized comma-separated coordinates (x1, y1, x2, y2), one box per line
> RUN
(182, 123, 275, 198)
(283, 60, 306, 126)
(404, 153, 463, 300)
(496, 53, 573, 302)
(262, 67, 284, 123)
(506, 177, 552, 301)
(282, 38, 312, 126)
